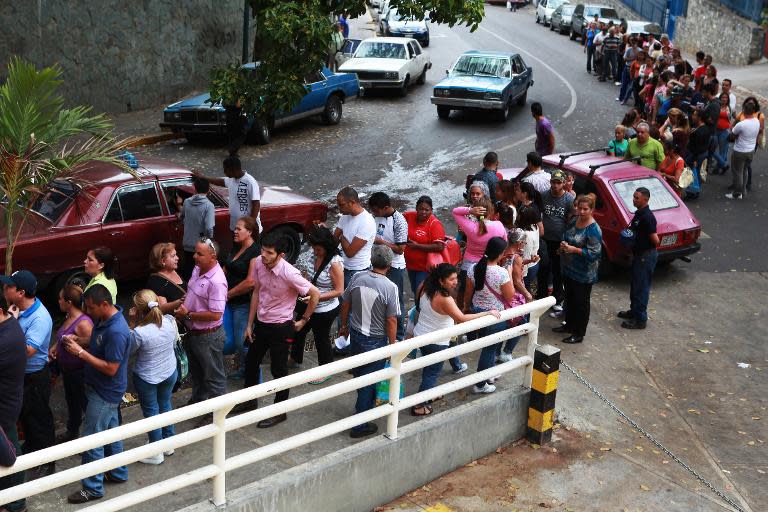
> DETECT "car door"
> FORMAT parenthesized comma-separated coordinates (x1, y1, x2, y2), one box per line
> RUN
(410, 41, 426, 75)
(292, 71, 328, 117)
(159, 177, 232, 251)
(336, 38, 361, 68)
(510, 56, 526, 98)
(101, 181, 173, 280)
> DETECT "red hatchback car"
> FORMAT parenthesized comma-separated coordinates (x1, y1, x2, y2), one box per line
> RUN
(499, 150, 702, 267)
(0, 157, 328, 295)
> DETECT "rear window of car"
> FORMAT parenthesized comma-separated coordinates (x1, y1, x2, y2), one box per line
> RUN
(30, 180, 77, 222)
(600, 7, 619, 17)
(612, 177, 679, 212)
(562, 5, 576, 14)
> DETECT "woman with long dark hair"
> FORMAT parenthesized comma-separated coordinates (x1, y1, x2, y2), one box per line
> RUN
(410, 263, 500, 416)
(83, 246, 117, 303)
(463, 237, 515, 394)
(514, 181, 544, 237)
(291, 226, 344, 384)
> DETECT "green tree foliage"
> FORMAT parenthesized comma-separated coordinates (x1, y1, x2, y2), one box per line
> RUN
(208, 0, 484, 118)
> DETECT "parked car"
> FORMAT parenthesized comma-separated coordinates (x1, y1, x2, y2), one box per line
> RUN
(550, 4, 576, 34)
(160, 65, 361, 145)
(336, 38, 362, 69)
(381, 8, 430, 47)
(338, 37, 431, 96)
(431, 51, 533, 121)
(0, 156, 328, 297)
(569, 4, 621, 41)
(536, 0, 569, 26)
(621, 20, 663, 40)
(498, 150, 701, 267)
(485, 0, 529, 5)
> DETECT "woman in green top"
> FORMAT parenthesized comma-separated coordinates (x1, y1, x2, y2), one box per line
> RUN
(83, 246, 118, 303)
(607, 124, 628, 157)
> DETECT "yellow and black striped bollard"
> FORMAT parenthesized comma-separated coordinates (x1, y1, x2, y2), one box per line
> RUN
(527, 344, 560, 445)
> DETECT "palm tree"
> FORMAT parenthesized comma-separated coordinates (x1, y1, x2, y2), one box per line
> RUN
(0, 57, 132, 273)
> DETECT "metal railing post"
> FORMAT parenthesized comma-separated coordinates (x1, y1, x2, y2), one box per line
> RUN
(212, 408, 229, 507)
(524, 308, 542, 388)
(385, 349, 406, 440)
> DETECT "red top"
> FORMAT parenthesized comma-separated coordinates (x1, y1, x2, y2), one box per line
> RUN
(717, 108, 731, 131)
(403, 212, 446, 272)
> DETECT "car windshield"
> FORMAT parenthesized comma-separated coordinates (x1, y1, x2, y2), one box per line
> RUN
(355, 41, 406, 59)
(562, 5, 575, 14)
(29, 180, 78, 221)
(585, 6, 618, 17)
(548, 0, 568, 9)
(452, 56, 509, 77)
(390, 8, 420, 22)
(612, 177, 679, 212)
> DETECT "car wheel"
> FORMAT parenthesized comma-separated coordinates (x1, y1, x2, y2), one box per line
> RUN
(535, 14, 540, 23)
(321, 95, 343, 125)
(399, 76, 410, 97)
(496, 100, 513, 122)
(516, 89, 528, 106)
(416, 66, 427, 85)
(48, 269, 90, 306)
(422, 37, 430, 47)
(252, 118, 271, 145)
(550, 22, 555, 31)
(437, 106, 450, 119)
(269, 226, 302, 263)
(569, 27, 576, 40)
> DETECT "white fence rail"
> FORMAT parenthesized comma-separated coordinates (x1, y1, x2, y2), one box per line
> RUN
(0, 297, 555, 511)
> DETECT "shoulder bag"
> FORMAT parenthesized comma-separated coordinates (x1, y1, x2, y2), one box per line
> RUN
(294, 256, 333, 319)
(171, 316, 189, 393)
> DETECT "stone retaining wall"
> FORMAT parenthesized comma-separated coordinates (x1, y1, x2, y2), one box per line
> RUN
(0, 0, 247, 113)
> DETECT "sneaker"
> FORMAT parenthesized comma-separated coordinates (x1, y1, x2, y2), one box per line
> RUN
(496, 353, 513, 363)
(724, 192, 742, 200)
(453, 362, 469, 374)
(473, 383, 496, 394)
(350, 422, 378, 438)
(553, 303, 563, 312)
(139, 453, 164, 465)
(614, 81, 621, 86)
(615, 97, 620, 101)
(489, 375, 502, 384)
(164, 449, 175, 456)
(549, 310, 563, 318)
(68, 490, 103, 504)
(309, 375, 332, 385)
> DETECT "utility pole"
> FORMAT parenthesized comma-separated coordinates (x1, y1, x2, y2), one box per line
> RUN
(242, 0, 250, 63)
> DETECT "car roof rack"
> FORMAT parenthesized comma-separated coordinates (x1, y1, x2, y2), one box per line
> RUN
(588, 156, 641, 177)
(556, 148, 609, 167)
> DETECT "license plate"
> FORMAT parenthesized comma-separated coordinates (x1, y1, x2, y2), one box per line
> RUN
(660, 234, 678, 247)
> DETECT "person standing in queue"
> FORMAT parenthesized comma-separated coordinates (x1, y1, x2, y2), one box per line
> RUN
(174, 239, 228, 425)
(178, 177, 215, 280)
(334, 186, 377, 287)
(83, 247, 118, 303)
(618, 187, 659, 329)
(194, 155, 261, 236)
(403, 196, 447, 297)
(339, 245, 400, 438)
(237, 231, 320, 427)
(146, 243, 187, 315)
(63, 284, 131, 504)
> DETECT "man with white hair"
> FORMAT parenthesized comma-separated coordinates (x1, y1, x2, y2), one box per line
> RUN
(625, 122, 665, 171)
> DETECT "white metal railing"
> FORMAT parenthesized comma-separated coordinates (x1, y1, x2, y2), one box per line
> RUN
(0, 297, 555, 511)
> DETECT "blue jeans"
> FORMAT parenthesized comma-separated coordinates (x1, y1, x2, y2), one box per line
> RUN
(81, 387, 128, 496)
(407, 269, 428, 297)
(716, 129, 730, 168)
(349, 329, 387, 432)
(630, 250, 657, 324)
(619, 65, 632, 102)
(387, 267, 406, 340)
(470, 306, 509, 386)
(133, 370, 177, 444)
(524, 264, 539, 294)
(223, 302, 250, 365)
(418, 343, 448, 397)
(710, 133, 728, 169)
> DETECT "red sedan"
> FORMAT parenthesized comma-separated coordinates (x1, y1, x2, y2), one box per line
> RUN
(0, 157, 327, 295)
(500, 150, 702, 267)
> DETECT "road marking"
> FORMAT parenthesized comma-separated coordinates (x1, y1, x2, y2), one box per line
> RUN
(478, 25, 578, 119)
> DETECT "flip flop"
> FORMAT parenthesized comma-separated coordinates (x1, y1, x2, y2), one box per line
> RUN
(410, 404, 433, 416)
(427, 395, 444, 404)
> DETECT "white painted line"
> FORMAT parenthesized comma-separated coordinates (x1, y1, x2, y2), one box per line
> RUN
(478, 25, 578, 119)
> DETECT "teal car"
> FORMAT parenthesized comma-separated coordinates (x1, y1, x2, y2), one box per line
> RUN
(430, 51, 533, 121)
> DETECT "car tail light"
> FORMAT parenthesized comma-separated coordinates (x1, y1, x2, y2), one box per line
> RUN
(682, 228, 700, 242)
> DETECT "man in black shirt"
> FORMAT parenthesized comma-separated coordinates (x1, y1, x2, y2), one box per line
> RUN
(602, 27, 620, 82)
(618, 187, 659, 329)
(466, 152, 500, 203)
(0, 294, 27, 512)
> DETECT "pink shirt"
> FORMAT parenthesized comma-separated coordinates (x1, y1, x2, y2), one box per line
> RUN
(184, 263, 228, 330)
(251, 256, 311, 324)
(452, 207, 508, 263)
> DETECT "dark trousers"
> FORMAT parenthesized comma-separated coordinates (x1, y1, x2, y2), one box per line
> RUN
(537, 240, 565, 304)
(350, 329, 387, 432)
(630, 250, 658, 324)
(602, 50, 618, 80)
(185, 327, 227, 403)
(181, 250, 196, 281)
(0, 422, 25, 511)
(586, 45, 596, 72)
(21, 366, 55, 453)
(245, 320, 295, 404)
(62, 367, 88, 437)
(291, 306, 340, 365)
(387, 267, 406, 340)
(563, 277, 593, 336)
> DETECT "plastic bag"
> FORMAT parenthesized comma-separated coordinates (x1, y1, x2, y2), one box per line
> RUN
(375, 362, 406, 406)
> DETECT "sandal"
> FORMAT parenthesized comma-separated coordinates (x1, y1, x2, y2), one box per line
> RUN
(410, 404, 433, 416)
(427, 395, 443, 404)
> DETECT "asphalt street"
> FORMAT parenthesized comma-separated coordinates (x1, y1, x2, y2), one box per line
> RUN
(80, 5, 766, 510)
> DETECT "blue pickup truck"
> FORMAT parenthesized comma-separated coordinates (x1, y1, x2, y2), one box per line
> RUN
(430, 51, 533, 122)
(160, 64, 362, 144)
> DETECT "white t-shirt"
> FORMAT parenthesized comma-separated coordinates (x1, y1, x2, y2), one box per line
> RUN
(374, 211, 408, 269)
(336, 210, 377, 271)
(521, 227, 540, 277)
(732, 118, 760, 153)
(224, 172, 261, 233)
(523, 170, 551, 195)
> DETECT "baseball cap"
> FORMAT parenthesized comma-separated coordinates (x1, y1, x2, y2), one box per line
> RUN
(550, 169, 567, 182)
(0, 270, 38, 296)
(670, 85, 684, 97)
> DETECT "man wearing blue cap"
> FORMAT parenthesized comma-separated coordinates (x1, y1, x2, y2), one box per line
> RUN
(1, 270, 55, 478)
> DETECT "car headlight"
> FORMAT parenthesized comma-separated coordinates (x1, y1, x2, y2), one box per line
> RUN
(164, 112, 180, 122)
(385, 71, 399, 79)
(484, 92, 502, 100)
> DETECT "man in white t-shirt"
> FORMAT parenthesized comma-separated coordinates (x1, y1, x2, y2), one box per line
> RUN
(195, 155, 262, 234)
(368, 191, 408, 340)
(725, 102, 760, 200)
(334, 186, 377, 287)
(520, 152, 551, 194)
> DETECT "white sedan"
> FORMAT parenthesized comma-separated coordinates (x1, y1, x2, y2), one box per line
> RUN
(338, 37, 431, 96)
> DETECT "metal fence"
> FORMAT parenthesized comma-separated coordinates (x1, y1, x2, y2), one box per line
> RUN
(0, 297, 556, 512)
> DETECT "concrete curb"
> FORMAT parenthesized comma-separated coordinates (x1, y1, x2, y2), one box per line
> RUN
(124, 132, 182, 148)
(179, 385, 530, 512)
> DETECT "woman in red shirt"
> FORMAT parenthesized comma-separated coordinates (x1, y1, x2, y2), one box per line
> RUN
(658, 142, 685, 196)
(404, 195, 446, 296)
(713, 92, 732, 174)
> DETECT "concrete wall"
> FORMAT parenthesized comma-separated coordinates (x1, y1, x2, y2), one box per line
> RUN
(179, 386, 530, 512)
(0, 0, 247, 113)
